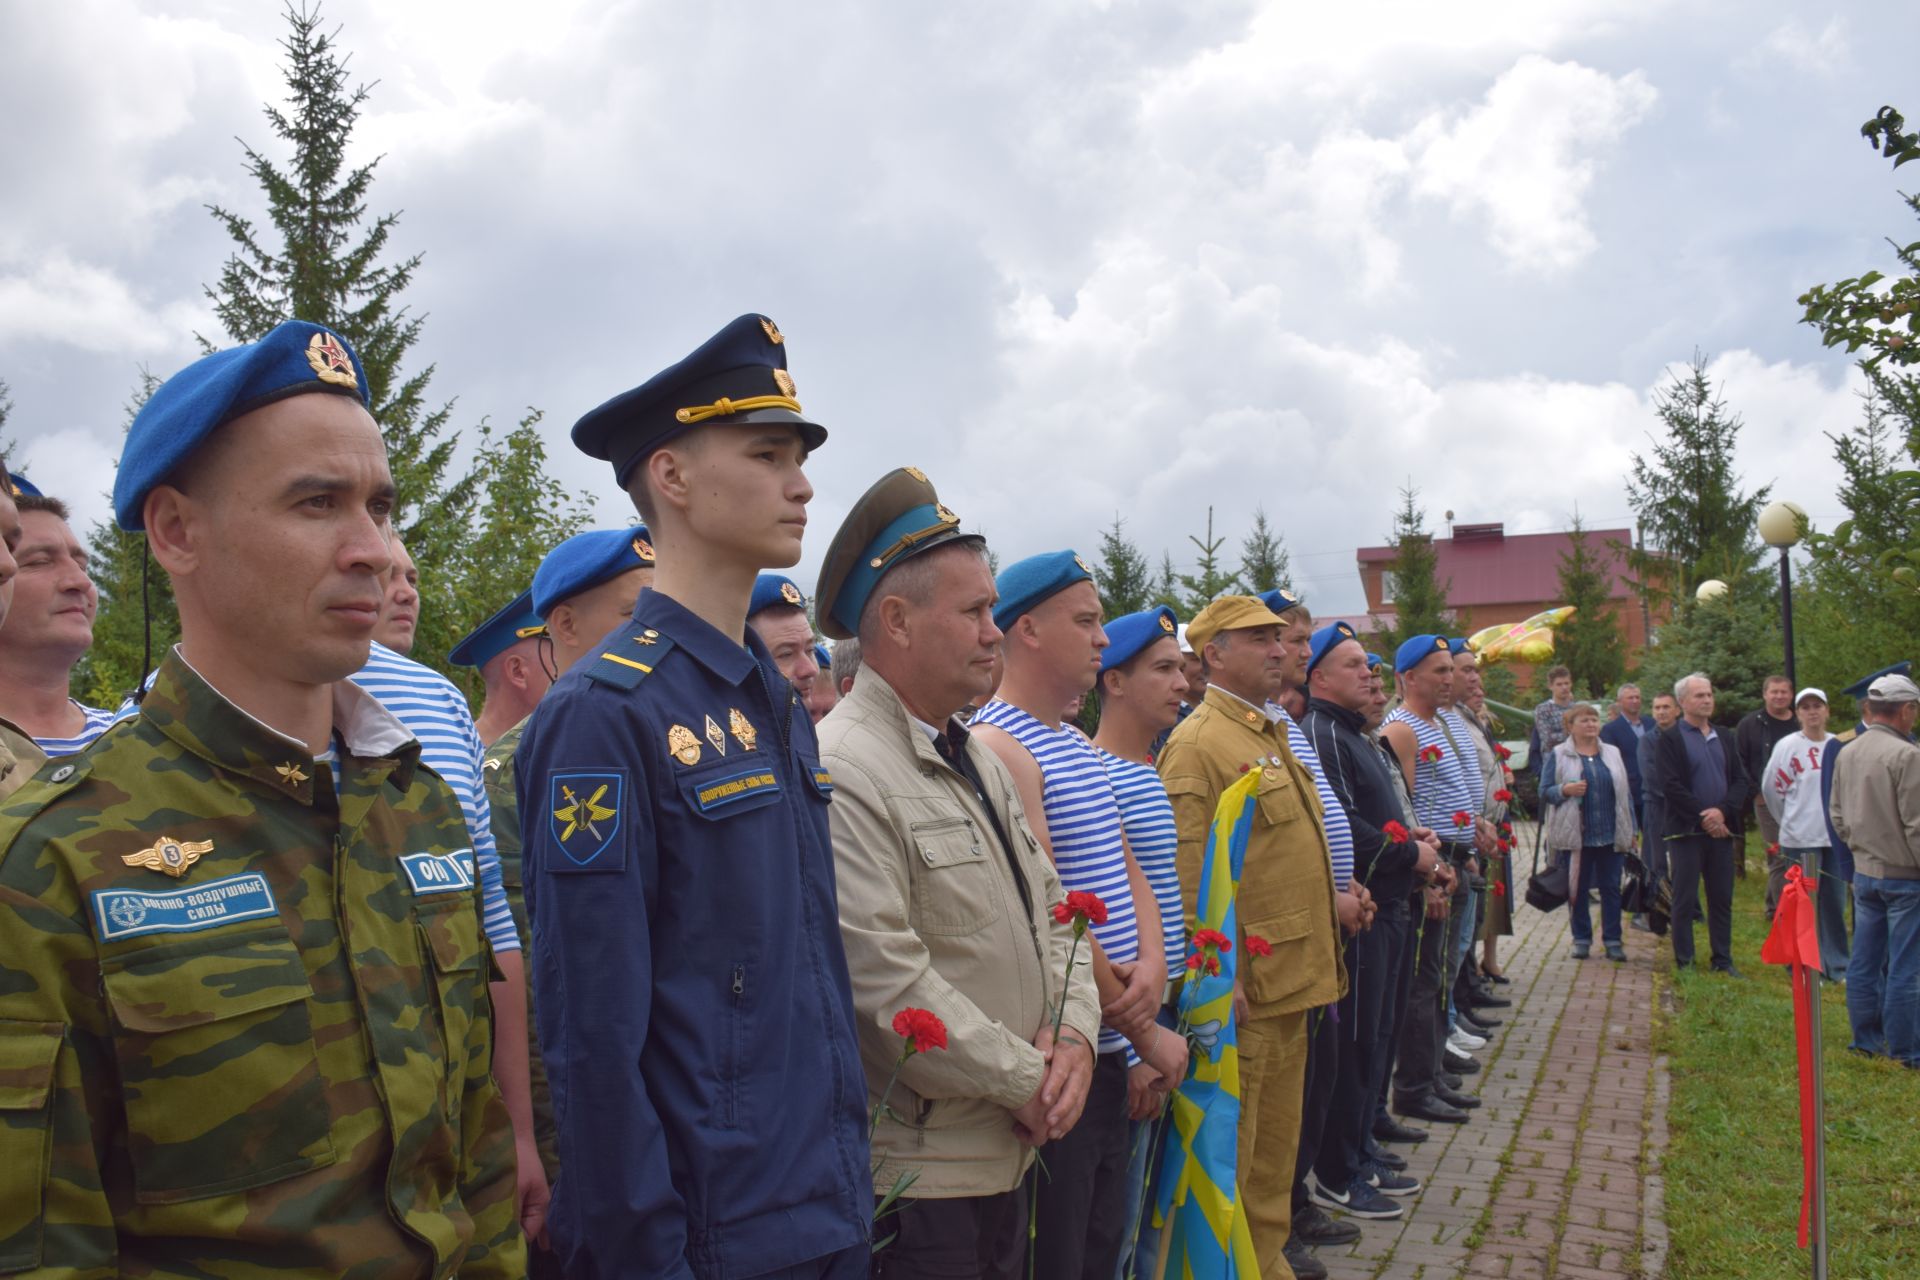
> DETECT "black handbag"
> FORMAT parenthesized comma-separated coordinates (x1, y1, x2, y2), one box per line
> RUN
(1618, 853, 1649, 915)
(1525, 843, 1569, 912)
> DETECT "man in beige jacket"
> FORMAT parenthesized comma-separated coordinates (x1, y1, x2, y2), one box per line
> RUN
(815, 469, 1101, 1278)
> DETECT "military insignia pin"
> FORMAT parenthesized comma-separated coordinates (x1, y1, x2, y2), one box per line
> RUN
(667, 724, 703, 767)
(123, 835, 215, 879)
(1074, 554, 1094, 575)
(904, 466, 928, 482)
(935, 503, 959, 525)
(705, 715, 728, 756)
(275, 762, 309, 785)
(780, 581, 805, 607)
(729, 708, 758, 752)
(632, 535, 656, 563)
(1159, 614, 1176, 633)
(760, 316, 784, 345)
(305, 332, 358, 389)
(772, 368, 797, 398)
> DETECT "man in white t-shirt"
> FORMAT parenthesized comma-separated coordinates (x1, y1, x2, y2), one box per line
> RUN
(1761, 687, 1848, 979)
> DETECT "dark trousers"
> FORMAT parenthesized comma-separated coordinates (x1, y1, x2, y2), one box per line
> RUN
(1393, 877, 1454, 1102)
(1291, 1000, 1341, 1213)
(873, 1185, 1028, 1279)
(752, 1243, 872, 1279)
(1669, 834, 1736, 970)
(1032, 1050, 1130, 1279)
(1318, 917, 1393, 1193)
(1370, 899, 1416, 1143)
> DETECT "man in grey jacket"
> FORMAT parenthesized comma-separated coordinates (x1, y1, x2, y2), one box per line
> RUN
(1829, 672, 1920, 1067)
(813, 468, 1102, 1277)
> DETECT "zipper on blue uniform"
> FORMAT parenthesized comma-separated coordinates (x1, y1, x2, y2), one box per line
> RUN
(732, 964, 745, 997)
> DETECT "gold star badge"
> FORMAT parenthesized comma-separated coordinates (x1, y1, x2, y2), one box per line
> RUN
(1159, 613, 1176, 633)
(632, 535, 656, 563)
(780, 581, 804, 606)
(305, 332, 358, 389)
(729, 708, 758, 752)
(705, 715, 728, 756)
(123, 835, 214, 879)
(275, 762, 309, 785)
(667, 725, 702, 767)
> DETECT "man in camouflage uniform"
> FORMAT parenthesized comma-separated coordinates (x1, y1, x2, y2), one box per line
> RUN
(0, 459, 48, 799)
(0, 321, 522, 1277)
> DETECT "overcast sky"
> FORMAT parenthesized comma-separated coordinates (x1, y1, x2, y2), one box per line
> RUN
(2, 0, 1914, 617)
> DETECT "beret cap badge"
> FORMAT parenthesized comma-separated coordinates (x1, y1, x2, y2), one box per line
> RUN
(1159, 614, 1176, 633)
(305, 332, 357, 389)
(632, 535, 656, 563)
(780, 581, 804, 606)
(760, 317, 784, 345)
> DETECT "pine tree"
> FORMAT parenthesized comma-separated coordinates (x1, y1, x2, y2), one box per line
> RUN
(78, 373, 179, 706)
(1237, 507, 1292, 595)
(1150, 552, 1181, 613)
(1552, 515, 1625, 698)
(1094, 515, 1151, 617)
(1177, 507, 1237, 618)
(1624, 352, 1770, 602)
(1376, 484, 1451, 650)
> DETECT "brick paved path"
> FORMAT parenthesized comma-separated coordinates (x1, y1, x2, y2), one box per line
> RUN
(1315, 878, 1669, 1280)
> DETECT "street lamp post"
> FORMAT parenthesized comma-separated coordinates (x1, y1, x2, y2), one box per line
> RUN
(1759, 498, 1825, 1280)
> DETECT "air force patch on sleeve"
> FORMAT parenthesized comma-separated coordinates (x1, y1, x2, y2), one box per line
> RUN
(548, 770, 626, 871)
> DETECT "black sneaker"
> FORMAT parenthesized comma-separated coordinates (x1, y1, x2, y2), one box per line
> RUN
(1362, 1161, 1422, 1196)
(1293, 1202, 1362, 1246)
(1284, 1235, 1331, 1280)
(1312, 1179, 1405, 1220)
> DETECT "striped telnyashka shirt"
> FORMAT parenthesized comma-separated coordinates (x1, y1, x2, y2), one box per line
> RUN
(1100, 752, 1183, 974)
(1277, 704, 1355, 888)
(33, 702, 117, 758)
(1386, 706, 1479, 843)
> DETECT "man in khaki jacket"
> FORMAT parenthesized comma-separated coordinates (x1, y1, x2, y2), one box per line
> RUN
(815, 469, 1101, 1278)
(1158, 595, 1345, 1278)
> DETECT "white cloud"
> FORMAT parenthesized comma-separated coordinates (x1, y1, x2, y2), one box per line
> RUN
(1409, 56, 1658, 273)
(0, 255, 210, 355)
(1748, 18, 1850, 75)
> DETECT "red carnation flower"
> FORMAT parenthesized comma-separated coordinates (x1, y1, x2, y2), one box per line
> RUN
(1453, 810, 1473, 827)
(1383, 820, 1410, 843)
(1492, 882, 1507, 899)
(1497, 838, 1512, 855)
(1203, 955, 1220, 976)
(1418, 744, 1444, 763)
(1192, 928, 1233, 954)
(1766, 843, 1781, 856)
(890, 1007, 949, 1055)
(1186, 953, 1205, 971)
(1051, 890, 1109, 928)
(1494, 788, 1513, 804)
(1245, 935, 1273, 957)
(1493, 743, 1513, 761)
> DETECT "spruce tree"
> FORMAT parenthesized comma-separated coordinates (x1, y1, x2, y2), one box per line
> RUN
(1094, 515, 1151, 618)
(1150, 551, 1182, 613)
(1376, 484, 1451, 650)
(1177, 507, 1237, 618)
(1624, 352, 1770, 602)
(1552, 515, 1625, 698)
(1237, 507, 1292, 595)
(78, 373, 179, 706)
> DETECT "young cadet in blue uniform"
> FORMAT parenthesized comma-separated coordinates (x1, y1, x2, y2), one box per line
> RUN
(517, 315, 870, 1279)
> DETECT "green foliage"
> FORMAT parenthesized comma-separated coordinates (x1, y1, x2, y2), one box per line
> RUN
(1553, 515, 1625, 698)
(1635, 577, 1781, 726)
(1149, 551, 1181, 613)
(1374, 483, 1451, 651)
(1796, 107, 1920, 373)
(1094, 515, 1152, 618)
(77, 373, 177, 707)
(1176, 507, 1238, 618)
(1237, 507, 1292, 595)
(1625, 352, 1770, 605)
(1479, 662, 1521, 711)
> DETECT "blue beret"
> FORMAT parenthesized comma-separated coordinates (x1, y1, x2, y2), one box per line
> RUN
(112, 320, 370, 531)
(1258, 587, 1306, 616)
(1366, 652, 1384, 669)
(1099, 606, 1180, 673)
(7, 472, 43, 498)
(1842, 661, 1912, 699)
(813, 466, 975, 640)
(993, 550, 1096, 632)
(1394, 633, 1452, 673)
(814, 643, 832, 670)
(449, 588, 542, 669)
(1447, 636, 1470, 654)
(572, 314, 826, 487)
(750, 573, 809, 617)
(1307, 622, 1360, 675)
(532, 526, 655, 617)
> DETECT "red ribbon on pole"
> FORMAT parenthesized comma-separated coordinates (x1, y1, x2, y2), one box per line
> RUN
(1760, 864, 1824, 1248)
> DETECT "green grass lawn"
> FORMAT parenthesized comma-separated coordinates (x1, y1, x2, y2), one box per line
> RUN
(1659, 847, 1920, 1280)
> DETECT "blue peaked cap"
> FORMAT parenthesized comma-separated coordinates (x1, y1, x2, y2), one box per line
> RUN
(572, 314, 826, 488)
(532, 526, 654, 617)
(749, 572, 809, 617)
(1842, 661, 1912, 699)
(449, 588, 542, 669)
(1307, 622, 1361, 675)
(993, 550, 1096, 632)
(814, 643, 832, 670)
(1395, 633, 1452, 673)
(112, 319, 371, 531)
(1099, 606, 1180, 673)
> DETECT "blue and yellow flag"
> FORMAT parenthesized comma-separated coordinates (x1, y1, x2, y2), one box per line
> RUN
(1150, 769, 1261, 1279)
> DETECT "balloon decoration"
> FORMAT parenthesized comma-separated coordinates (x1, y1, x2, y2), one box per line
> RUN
(1465, 607, 1576, 664)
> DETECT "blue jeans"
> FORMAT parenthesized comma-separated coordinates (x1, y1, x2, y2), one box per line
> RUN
(1847, 873, 1920, 1066)
(1115, 1006, 1180, 1278)
(1782, 846, 1851, 982)
(1445, 878, 1480, 1028)
(1567, 847, 1625, 947)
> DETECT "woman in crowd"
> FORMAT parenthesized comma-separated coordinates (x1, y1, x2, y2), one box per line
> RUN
(1542, 702, 1637, 961)
(1458, 662, 1514, 979)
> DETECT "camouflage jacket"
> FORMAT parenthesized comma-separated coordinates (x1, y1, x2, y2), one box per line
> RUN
(0, 717, 44, 804)
(0, 650, 525, 1278)
(481, 715, 558, 1184)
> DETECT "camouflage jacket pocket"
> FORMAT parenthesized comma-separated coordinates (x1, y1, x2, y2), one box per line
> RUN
(0, 1020, 61, 1272)
(101, 929, 336, 1204)
(415, 894, 485, 1093)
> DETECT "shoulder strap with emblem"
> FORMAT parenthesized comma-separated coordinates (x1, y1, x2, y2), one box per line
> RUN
(586, 621, 678, 691)
(0, 756, 94, 873)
